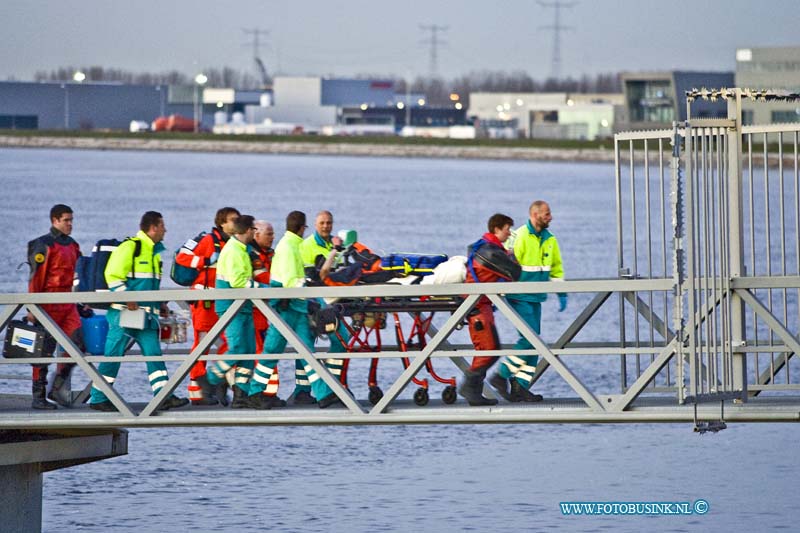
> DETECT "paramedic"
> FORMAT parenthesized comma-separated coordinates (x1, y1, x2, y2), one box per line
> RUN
(299, 210, 350, 399)
(490, 200, 566, 402)
(251, 220, 275, 353)
(248, 211, 342, 409)
(197, 215, 273, 409)
(89, 211, 189, 412)
(175, 206, 239, 405)
(459, 213, 520, 406)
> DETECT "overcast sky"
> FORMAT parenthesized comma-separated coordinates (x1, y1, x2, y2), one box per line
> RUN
(2, 0, 798, 81)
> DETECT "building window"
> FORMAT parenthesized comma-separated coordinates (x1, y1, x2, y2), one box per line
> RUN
(771, 110, 800, 123)
(626, 80, 674, 122)
(742, 110, 754, 125)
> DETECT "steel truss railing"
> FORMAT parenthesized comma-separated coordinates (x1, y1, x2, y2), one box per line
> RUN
(0, 278, 711, 424)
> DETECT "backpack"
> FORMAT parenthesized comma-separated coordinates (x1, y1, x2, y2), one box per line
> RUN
(170, 231, 220, 287)
(344, 242, 382, 273)
(75, 238, 141, 308)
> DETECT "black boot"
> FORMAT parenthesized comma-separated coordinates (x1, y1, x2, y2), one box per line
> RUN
(192, 374, 220, 406)
(231, 385, 249, 408)
(214, 380, 230, 407)
(488, 373, 512, 401)
(458, 371, 498, 406)
(318, 393, 343, 409)
(247, 393, 287, 410)
(291, 389, 317, 405)
(32, 377, 57, 410)
(47, 374, 72, 407)
(509, 379, 543, 403)
(157, 395, 190, 411)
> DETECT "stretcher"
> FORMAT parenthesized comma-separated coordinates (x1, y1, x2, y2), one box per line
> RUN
(319, 295, 462, 406)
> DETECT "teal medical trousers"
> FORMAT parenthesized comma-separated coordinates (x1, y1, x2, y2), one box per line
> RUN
(90, 308, 168, 404)
(248, 302, 332, 400)
(498, 299, 542, 388)
(206, 311, 255, 393)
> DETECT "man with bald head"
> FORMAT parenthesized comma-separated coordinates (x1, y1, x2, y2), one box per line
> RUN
(298, 210, 350, 403)
(251, 220, 275, 354)
(489, 200, 566, 403)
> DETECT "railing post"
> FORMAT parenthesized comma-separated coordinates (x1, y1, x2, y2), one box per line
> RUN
(727, 89, 748, 400)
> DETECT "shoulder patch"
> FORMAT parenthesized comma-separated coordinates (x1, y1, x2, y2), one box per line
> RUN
(34, 252, 45, 264)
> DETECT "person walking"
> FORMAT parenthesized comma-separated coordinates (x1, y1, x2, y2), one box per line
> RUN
(490, 200, 566, 402)
(88, 211, 189, 412)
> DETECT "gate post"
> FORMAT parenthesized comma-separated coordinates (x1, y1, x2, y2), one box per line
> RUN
(727, 89, 748, 399)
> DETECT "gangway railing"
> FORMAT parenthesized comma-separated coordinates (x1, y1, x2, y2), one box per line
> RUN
(0, 278, 699, 425)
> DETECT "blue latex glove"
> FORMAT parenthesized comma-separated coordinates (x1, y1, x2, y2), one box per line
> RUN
(558, 293, 568, 312)
(208, 251, 220, 265)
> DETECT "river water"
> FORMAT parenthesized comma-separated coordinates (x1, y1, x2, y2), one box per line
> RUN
(0, 147, 798, 532)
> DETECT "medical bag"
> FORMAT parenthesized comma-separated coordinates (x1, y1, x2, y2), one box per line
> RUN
(2, 320, 50, 359)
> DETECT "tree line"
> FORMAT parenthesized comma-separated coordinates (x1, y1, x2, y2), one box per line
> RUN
(33, 66, 622, 106)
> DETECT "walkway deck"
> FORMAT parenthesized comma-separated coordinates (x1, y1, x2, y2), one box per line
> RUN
(2, 394, 798, 428)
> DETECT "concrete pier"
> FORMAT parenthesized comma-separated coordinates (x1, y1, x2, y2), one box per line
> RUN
(0, 428, 127, 533)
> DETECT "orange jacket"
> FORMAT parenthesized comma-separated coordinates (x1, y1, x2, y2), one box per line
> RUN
(251, 244, 274, 331)
(174, 228, 229, 290)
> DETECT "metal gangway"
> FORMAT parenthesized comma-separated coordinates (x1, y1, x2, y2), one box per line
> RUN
(1, 88, 799, 430)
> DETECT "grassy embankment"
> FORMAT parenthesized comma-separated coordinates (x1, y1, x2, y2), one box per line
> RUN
(0, 128, 612, 150)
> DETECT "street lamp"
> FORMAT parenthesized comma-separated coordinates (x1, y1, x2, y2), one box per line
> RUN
(194, 73, 208, 133)
(73, 71, 86, 82)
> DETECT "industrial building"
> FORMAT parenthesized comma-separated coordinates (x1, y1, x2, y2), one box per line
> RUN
(467, 92, 622, 140)
(735, 46, 800, 125)
(619, 71, 734, 130)
(0, 80, 269, 131)
(0, 81, 186, 130)
(234, 76, 465, 135)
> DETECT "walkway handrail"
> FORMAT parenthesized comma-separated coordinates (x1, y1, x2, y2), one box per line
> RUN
(0, 278, 675, 306)
(0, 277, 682, 421)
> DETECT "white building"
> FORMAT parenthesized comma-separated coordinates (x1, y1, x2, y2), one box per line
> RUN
(467, 92, 622, 140)
(736, 46, 800, 125)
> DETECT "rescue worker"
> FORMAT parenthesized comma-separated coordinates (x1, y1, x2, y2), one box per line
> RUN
(248, 211, 341, 409)
(175, 207, 239, 406)
(250, 220, 275, 354)
(298, 210, 350, 402)
(26, 204, 88, 409)
(459, 213, 521, 406)
(89, 211, 189, 412)
(489, 200, 566, 402)
(196, 215, 275, 409)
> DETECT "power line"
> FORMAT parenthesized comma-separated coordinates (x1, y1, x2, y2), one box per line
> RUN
(242, 27, 270, 85)
(419, 24, 448, 78)
(538, 1, 576, 80)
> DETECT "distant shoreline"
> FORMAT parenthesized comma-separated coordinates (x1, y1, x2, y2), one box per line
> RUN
(0, 133, 616, 163)
(1, 132, 791, 166)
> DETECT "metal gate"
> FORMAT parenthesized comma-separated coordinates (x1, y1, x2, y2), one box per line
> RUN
(615, 88, 800, 407)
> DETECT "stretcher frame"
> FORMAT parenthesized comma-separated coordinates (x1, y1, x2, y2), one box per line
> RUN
(327, 296, 459, 406)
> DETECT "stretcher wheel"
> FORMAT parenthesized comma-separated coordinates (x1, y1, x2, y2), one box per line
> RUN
(413, 387, 429, 406)
(442, 385, 457, 404)
(368, 386, 383, 405)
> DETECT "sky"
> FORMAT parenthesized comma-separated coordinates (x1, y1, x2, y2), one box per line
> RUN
(2, 0, 799, 82)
